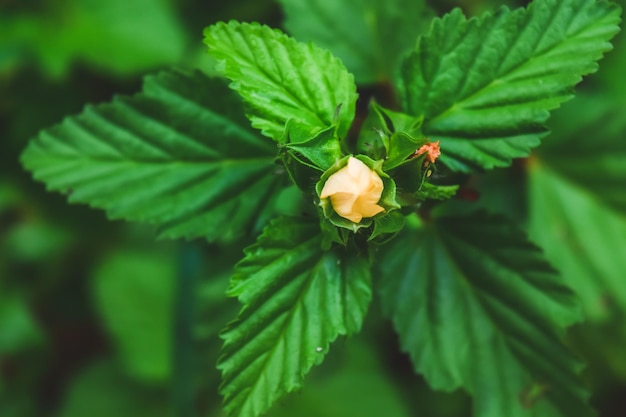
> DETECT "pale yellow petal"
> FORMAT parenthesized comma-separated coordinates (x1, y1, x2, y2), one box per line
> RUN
(329, 192, 359, 220)
(319, 156, 386, 224)
(320, 169, 359, 198)
(347, 157, 374, 189)
(354, 199, 385, 218)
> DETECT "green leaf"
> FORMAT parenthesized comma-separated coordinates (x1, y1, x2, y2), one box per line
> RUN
(528, 95, 626, 321)
(2, 0, 187, 78)
(380, 211, 590, 417)
(62, 0, 187, 75)
(204, 21, 358, 142)
(91, 249, 174, 382)
(270, 339, 413, 417)
(398, 0, 621, 172)
(57, 361, 170, 417)
(219, 216, 372, 417)
(415, 182, 459, 201)
(279, 0, 434, 84)
(284, 124, 342, 171)
(540, 94, 626, 212)
(21, 70, 284, 242)
(0, 295, 43, 354)
(528, 161, 626, 322)
(356, 101, 426, 168)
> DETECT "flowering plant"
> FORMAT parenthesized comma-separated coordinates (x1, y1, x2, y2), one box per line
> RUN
(19, 0, 623, 416)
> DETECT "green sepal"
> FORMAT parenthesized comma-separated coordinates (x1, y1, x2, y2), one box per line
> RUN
(388, 152, 432, 193)
(320, 214, 352, 249)
(415, 182, 459, 201)
(385, 131, 428, 171)
(316, 155, 401, 234)
(279, 151, 320, 192)
(368, 210, 405, 244)
(283, 122, 343, 171)
(356, 103, 391, 160)
(356, 101, 425, 164)
(381, 106, 424, 136)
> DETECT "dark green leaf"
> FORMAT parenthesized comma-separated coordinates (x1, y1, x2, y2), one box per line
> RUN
(279, 0, 434, 84)
(219, 216, 372, 417)
(21, 70, 283, 242)
(204, 21, 358, 142)
(380, 211, 590, 417)
(398, 0, 621, 171)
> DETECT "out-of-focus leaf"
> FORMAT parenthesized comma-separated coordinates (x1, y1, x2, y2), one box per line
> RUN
(279, 0, 434, 84)
(204, 21, 358, 141)
(528, 95, 626, 321)
(380, 212, 590, 417)
(398, 0, 621, 172)
(528, 161, 626, 321)
(0, 295, 42, 354)
(540, 95, 626, 212)
(91, 249, 174, 382)
(2, 0, 187, 78)
(219, 216, 371, 417)
(63, 0, 187, 74)
(271, 338, 412, 417)
(57, 361, 170, 417)
(3, 223, 72, 262)
(21, 70, 283, 242)
(597, 0, 626, 96)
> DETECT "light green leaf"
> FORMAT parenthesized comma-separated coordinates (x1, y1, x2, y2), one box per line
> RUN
(21, 70, 283, 242)
(91, 249, 174, 382)
(2, 0, 187, 78)
(398, 0, 621, 172)
(204, 21, 358, 142)
(62, 0, 187, 75)
(279, 0, 434, 84)
(528, 161, 626, 322)
(380, 212, 590, 417)
(219, 216, 372, 417)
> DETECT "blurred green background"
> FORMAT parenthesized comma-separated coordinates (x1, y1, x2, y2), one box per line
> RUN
(1, 0, 626, 416)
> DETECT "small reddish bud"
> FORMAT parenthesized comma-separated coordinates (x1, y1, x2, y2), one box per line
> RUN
(414, 140, 441, 164)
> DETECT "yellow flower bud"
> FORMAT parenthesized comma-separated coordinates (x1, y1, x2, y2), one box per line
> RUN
(320, 157, 385, 223)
